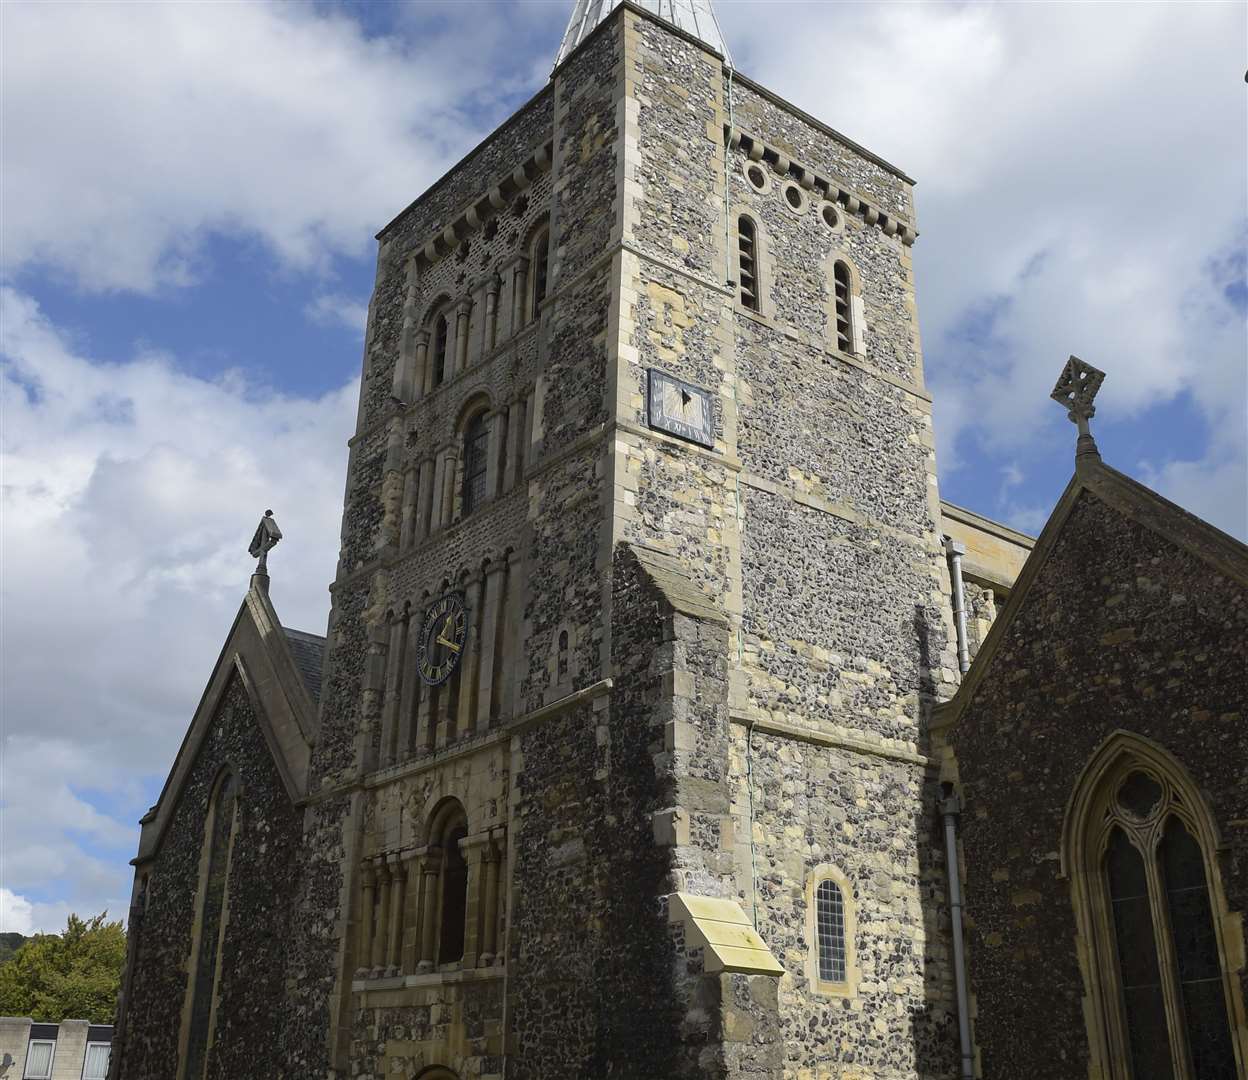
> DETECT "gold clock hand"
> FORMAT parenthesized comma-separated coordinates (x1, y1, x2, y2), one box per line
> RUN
(435, 634, 461, 653)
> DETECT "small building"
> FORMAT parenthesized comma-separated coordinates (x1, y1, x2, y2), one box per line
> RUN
(0, 1019, 112, 1080)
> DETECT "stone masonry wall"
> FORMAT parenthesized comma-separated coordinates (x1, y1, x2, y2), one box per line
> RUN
(946, 488, 1248, 1079)
(116, 672, 304, 1079)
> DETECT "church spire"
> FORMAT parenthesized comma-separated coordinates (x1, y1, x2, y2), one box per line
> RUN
(554, 0, 729, 70)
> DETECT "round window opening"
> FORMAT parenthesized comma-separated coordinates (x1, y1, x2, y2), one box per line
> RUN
(822, 205, 841, 230)
(785, 185, 804, 210)
(746, 164, 767, 192)
(1117, 770, 1163, 820)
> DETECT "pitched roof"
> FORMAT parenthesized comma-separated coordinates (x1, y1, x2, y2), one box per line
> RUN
(933, 455, 1248, 731)
(282, 627, 326, 705)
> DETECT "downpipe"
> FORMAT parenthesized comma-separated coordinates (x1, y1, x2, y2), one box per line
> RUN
(943, 536, 971, 676)
(942, 785, 976, 1080)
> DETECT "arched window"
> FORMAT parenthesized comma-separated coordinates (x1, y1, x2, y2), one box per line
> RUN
(804, 865, 858, 997)
(833, 261, 853, 353)
(1066, 739, 1243, 1080)
(432, 313, 449, 388)
(439, 822, 468, 964)
(530, 227, 549, 320)
(557, 630, 569, 682)
(737, 215, 759, 311)
(182, 769, 239, 1080)
(461, 412, 490, 516)
(815, 879, 847, 983)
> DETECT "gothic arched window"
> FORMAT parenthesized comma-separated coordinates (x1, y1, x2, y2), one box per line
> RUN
(182, 769, 239, 1080)
(832, 260, 853, 353)
(737, 215, 760, 311)
(461, 412, 490, 516)
(432, 313, 449, 388)
(1066, 740, 1243, 1080)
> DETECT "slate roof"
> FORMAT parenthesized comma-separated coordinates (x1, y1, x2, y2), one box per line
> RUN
(283, 627, 326, 705)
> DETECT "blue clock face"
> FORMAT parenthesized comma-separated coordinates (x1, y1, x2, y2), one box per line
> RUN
(417, 593, 467, 686)
(648, 369, 715, 448)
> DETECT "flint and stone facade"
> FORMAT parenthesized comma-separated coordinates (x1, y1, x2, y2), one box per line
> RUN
(110, 4, 1247, 1079)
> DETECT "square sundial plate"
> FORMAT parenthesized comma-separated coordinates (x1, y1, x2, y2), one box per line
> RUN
(647, 369, 715, 449)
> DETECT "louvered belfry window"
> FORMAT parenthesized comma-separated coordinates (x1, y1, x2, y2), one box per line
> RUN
(738, 215, 759, 311)
(462, 413, 489, 515)
(815, 878, 847, 983)
(1099, 770, 1237, 1079)
(833, 261, 852, 352)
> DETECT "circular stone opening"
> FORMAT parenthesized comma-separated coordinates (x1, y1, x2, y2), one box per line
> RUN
(785, 185, 804, 210)
(746, 164, 767, 191)
(1117, 771, 1163, 819)
(822, 205, 840, 230)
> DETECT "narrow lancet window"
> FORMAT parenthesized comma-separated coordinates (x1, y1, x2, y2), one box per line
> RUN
(462, 413, 489, 515)
(184, 770, 239, 1080)
(738, 216, 759, 311)
(531, 228, 549, 320)
(815, 878, 846, 983)
(439, 824, 468, 964)
(433, 314, 449, 387)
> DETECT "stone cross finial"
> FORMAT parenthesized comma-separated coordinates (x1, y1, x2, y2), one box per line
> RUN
(1050, 355, 1106, 462)
(248, 509, 282, 593)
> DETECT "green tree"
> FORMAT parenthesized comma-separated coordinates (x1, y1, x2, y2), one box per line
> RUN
(0, 913, 126, 1023)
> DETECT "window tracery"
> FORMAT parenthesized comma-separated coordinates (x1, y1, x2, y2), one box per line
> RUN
(1065, 737, 1244, 1080)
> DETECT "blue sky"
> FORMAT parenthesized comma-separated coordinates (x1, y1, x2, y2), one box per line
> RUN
(1, 0, 1245, 933)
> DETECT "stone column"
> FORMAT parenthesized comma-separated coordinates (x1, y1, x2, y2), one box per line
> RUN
(475, 560, 507, 729)
(440, 448, 457, 527)
(500, 549, 524, 720)
(357, 866, 376, 976)
(399, 468, 418, 551)
(417, 849, 441, 972)
(410, 330, 429, 402)
(430, 451, 449, 532)
(386, 860, 406, 975)
(455, 575, 485, 737)
(371, 860, 391, 975)
(454, 298, 472, 375)
(416, 456, 435, 540)
(479, 837, 501, 966)
(510, 256, 530, 334)
(415, 673, 436, 752)
(460, 836, 487, 970)
(504, 399, 524, 492)
(483, 275, 501, 353)
(360, 623, 389, 775)
(485, 409, 506, 500)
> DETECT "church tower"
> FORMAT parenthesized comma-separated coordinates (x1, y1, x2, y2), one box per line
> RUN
(308, 2, 963, 1074)
(102, 2, 964, 1077)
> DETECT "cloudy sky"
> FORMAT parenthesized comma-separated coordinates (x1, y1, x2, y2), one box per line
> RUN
(1, 0, 1244, 934)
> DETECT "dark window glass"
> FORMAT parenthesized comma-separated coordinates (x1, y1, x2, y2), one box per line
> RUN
(532, 230, 549, 319)
(1106, 827, 1174, 1080)
(185, 772, 238, 1080)
(834, 262, 852, 353)
(738, 216, 759, 311)
(1117, 771, 1163, 819)
(1162, 817, 1237, 1079)
(439, 825, 468, 964)
(433, 314, 449, 387)
(462, 413, 489, 515)
(815, 879, 846, 982)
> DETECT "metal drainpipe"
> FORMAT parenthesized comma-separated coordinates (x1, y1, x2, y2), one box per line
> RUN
(941, 785, 976, 1080)
(943, 536, 970, 675)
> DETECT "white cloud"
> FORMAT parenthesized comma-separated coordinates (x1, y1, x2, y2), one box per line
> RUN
(0, 1, 554, 293)
(305, 293, 370, 335)
(1, 889, 35, 935)
(0, 287, 356, 919)
(723, 1, 1247, 534)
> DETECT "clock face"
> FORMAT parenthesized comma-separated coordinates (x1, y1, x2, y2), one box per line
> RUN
(417, 593, 468, 686)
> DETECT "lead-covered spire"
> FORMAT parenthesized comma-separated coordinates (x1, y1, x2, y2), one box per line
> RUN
(555, 0, 729, 70)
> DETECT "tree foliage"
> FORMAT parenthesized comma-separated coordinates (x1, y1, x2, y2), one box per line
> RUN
(0, 913, 125, 1023)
